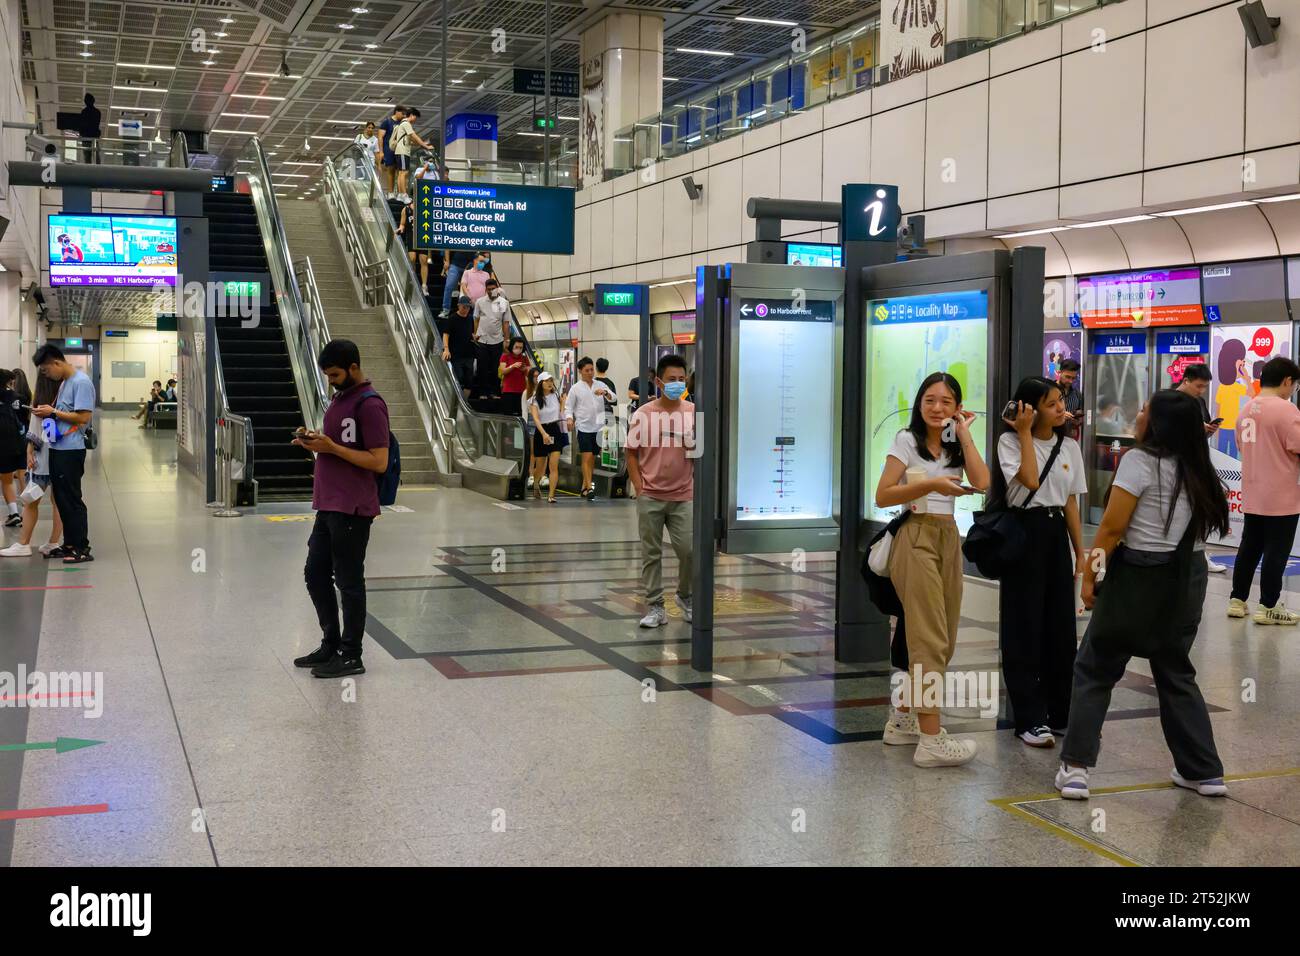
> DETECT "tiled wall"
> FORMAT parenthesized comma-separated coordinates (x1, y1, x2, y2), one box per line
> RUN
(519, 0, 1300, 299)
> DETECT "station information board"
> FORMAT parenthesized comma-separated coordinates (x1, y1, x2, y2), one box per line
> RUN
(726, 263, 844, 554)
(413, 180, 575, 255)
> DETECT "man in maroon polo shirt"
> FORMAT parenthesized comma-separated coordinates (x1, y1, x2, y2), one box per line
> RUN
(291, 339, 390, 678)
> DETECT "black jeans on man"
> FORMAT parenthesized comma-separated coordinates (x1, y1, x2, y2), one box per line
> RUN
(1231, 512, 1300, 608)
(49, 448, 89, 551)
(303, 511, 374, 658)
(475, 341, 503, 398)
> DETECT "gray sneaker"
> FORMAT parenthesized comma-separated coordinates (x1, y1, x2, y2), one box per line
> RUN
(676, 594, 692, 623)
(639, 604, 668, 628)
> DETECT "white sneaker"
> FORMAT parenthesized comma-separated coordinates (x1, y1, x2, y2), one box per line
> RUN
(1207, 560, 1227, 573)
(882, 709, 920, 746)
(540, 476, 549, 490)
(913, 729, 977, 767)
(1227, 598, 1248, 618)
(1055, 762, 1090, 799)
(38, 541, 62, 556)
(527, 476, 534, 490)
(638, 604, 668, 628)
(1171, 769, 1227, 796)
(1253, 603, 1300, 625)
(1019, 725, 1056, 748)
(675, 594, 692, 623)
(0, 542, 33, 557)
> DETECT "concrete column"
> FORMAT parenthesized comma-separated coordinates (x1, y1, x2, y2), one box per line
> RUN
(578, 12, 663, 188)
(0, 272, 22, 369)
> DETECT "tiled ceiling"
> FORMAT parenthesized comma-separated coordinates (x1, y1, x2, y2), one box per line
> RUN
(23, 0, 874, 323)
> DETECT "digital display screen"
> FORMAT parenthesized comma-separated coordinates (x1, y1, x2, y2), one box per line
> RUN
(413, 181, 575, 254)
(670, 311, 695, 344)
(786, 243, 842, 268)
(1076, 268, 1203, 328)
(1201, 259, 1288, 324)
(734, 297, 836, 522)
(865, 289, 989, 532)
(49, 214, 179, 288)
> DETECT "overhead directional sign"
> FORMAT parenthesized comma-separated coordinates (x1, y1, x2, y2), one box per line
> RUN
(512, 68, 580, 98)
(414, 180, 575, 255)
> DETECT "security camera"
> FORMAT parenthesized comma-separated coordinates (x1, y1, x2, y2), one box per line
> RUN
(25, 132, 62, 160)
(1238, 1, 1281, 46)
(682, 176, 703, 201)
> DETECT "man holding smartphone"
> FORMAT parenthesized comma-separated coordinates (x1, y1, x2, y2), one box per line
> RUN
(291, 339, 390, 678)
(1175, 364, 1227, 573)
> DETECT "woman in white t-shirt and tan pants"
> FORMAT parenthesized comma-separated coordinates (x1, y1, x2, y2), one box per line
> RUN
(991, 376, 1088, 749)
(875, 372, 990, 768)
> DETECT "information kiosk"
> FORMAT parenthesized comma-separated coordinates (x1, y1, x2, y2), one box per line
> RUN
(723, 262, 844, 554)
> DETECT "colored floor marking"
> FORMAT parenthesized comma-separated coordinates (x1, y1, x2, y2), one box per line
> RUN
(0, 803, 110, 821)
(990, 766, 1300, 867)
(0, 585, 92, 591)
(0, 692, 95, 703)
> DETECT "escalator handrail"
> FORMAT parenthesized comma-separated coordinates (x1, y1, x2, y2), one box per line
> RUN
(239, 136, 329, 431)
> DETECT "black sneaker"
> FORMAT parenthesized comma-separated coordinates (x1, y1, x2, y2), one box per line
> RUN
(62, 547, 94, 564)
(311, 655, 365, 678)
(4, 513, 21, 528)
(293, 645, 336, 668)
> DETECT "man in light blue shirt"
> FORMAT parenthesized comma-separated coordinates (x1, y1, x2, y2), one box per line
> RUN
(31, 344, 95, 563)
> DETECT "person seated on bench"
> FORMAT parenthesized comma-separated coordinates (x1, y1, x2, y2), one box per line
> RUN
(132, 381, 163, 426)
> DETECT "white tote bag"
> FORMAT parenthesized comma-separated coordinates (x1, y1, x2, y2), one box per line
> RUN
(19, 473, 44, 506)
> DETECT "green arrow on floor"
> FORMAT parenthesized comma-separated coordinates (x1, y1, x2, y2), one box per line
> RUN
(0, 737, 104, 754)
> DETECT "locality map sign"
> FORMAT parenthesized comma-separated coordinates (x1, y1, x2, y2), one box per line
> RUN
(413, 181, 575, 255)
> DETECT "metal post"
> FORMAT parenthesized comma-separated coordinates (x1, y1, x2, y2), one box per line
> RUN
(213, 421, 241, 518)
(543, 0, 552, 185)
(440, 0, 448, 161)
(691, 266, 723, 671)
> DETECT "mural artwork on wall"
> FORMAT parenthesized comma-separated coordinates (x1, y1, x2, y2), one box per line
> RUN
(580, 55, 604, 188)
(883, 0, 945, 79)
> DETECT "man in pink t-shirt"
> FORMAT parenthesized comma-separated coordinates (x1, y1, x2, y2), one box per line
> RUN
(625, 354, 695, 629)
(1229, 356, 1300, 625)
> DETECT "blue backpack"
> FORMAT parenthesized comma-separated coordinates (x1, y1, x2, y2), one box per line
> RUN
(358, 390, 401, 506)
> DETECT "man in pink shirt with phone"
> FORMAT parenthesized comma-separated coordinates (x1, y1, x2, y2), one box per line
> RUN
(1229, 356, 1300, 625)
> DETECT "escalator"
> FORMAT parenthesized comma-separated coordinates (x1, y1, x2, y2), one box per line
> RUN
(323, 147, 530, 497)
(203, 191, 315, 500)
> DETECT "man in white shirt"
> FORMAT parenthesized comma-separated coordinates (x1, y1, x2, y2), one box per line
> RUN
(566, 357, 613, 501)
(472, 279, 510, 404)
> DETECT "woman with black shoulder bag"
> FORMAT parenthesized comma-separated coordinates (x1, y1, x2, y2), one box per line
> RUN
(991, 376, 1087, 749)
(1055, 389, 1229, 800)
(874, 372, 990, 768)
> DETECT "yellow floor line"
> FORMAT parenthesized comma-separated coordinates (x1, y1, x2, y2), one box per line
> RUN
(990, 766, 1300, 867)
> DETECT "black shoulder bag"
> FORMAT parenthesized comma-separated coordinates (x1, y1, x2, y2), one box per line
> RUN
(1087, 519, 1198, 659)
(962, 433, 1064, 579)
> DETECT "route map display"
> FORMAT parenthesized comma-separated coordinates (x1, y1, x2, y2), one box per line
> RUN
(865, 289, 989, 531)
(413, 180, 575, 254)
(734, 297, 836, 523)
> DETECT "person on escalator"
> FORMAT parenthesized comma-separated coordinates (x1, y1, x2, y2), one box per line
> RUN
(499, 337, 531, 421)
(473, 278, 509, 405)
(440, 296, 477, 399)
(439, 249, 475, 319)
(377, 105, 405, 199)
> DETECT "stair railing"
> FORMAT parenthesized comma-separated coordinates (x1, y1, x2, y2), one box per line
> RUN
(293, 255, 333, 364)
(323, 143, 529, 485)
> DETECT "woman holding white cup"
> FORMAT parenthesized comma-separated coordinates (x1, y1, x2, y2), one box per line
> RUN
(875, 372, 990, 767)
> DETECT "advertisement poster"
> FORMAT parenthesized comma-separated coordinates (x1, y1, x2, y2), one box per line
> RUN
(881, 0, 945, 79)
(1077, 268, 1203, 328)
(1043, 331, 1082, 389)
(1208, 324, 1292, 547)
(579, 56, 604, 188)
(734, 299, 836, 522)
(865, 289, 987, 531)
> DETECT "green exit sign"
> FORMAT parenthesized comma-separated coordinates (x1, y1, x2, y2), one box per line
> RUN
(601, 290, 635, 307)
(65, 338, 83, 348)
(533, 116, 556, 130)
(224, 281, 261, 297)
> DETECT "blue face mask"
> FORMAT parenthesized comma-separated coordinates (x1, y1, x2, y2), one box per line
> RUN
(475, 262, 486, 271)
(663, 381, 687, 401)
